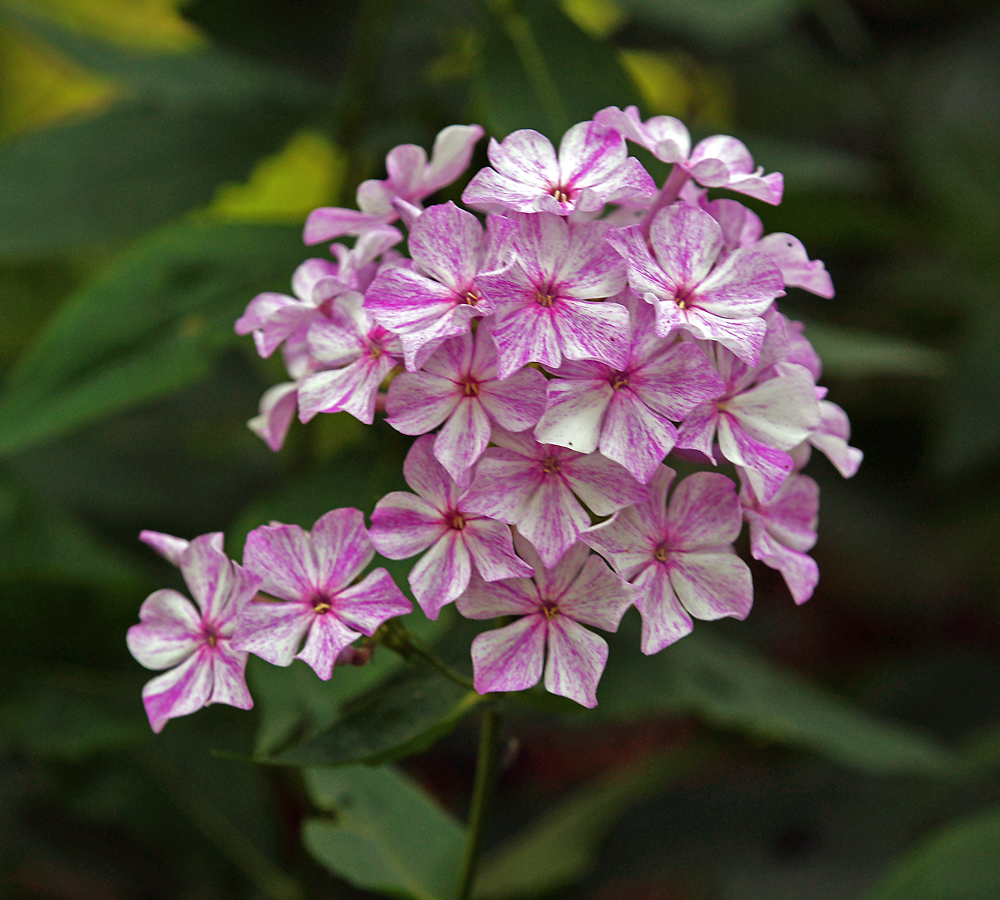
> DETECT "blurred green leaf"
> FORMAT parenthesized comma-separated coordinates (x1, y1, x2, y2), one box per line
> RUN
(0, 100, 303, 256)
(0, 221, 305, 455)
(475, 0, 639, 138)
(303, 763, 465, 900)
(797, 318, 949, 379)
(617, 0, 796, 49)
(264, 663, 483, 767)
(476, 747, 707, 899)
(747, 137, 883, 194)
(598, 624, 961, 777)
(864, 805, 1000, 900)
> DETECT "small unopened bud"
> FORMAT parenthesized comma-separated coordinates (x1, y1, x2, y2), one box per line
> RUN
(334, 645, 374, 668)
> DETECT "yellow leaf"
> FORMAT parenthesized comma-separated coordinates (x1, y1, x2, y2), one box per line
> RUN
(7, 0, 204, 51)
(620, 49, 732, 129)
(0, 24, 116, 141)
(206, 130, 347, 224)
(559, 0, 626, 38)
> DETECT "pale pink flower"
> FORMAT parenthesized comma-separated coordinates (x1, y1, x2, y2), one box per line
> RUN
(127, 532, 262, 732)
(609, 204, 785, 365)
(740, 471, 820, 604)
(304, 124, 484, 243)
(457, 534, 634, 707)
(534, 296, 726, 483)
(595, 106, 783, 205)
(478, 213, 631, 377)
(233, 509, 411, 680)
(583, 467, 751, 655)
(385, 325, 547, 482)
(368, 436, 533, 619)
(805, 400, 863, 478)
(364, 202, 515, 370)
(462, 121, 655, 216)
(247, 382, 299, 452)
(463, 427, 647, 568)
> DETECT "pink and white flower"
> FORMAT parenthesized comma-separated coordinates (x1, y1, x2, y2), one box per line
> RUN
(233, 509, 411, 680)
(304, 124, 485, 243)
(478, 213, 631, 377)
(364, 202, 514, 370)
(385, 325, 547, 481)
(127, 532, 262, 732)
(457, 534, 634, 707)
(595, 106, 783, 205)
(463, 427, 647, 568)
(369, 436, 533, 619)
(583, 466, 752, 654)
(805, 400, 863, 478)
(740, 471, 820, 605)
(609, 204, 785, 365)
(462, 121, 655, 216)
(534, 297, 726, 483)
(296, 291, 402, 424)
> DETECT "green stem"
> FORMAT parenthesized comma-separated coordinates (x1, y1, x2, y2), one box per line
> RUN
(487, 0, 569, 135)
(455, 707, 502, 900)
(377, 619, 477, 692)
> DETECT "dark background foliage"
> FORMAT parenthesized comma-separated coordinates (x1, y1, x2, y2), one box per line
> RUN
(1, 0, 999, 898)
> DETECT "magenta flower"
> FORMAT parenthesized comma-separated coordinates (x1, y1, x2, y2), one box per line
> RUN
(127, 532, 262, 733)
(368, 436, 533, 619)
(534, 297, 726, 483)
(740, 471, 820, 605)
(365, 202, 514, 370)
(304, 124, 485, 243)
(247, 381, 299, 452)
(477, 213, 631, 377)
(583, 466, 752, 655)
(456, 534, 634, 707)
(609, 204, 785, 365)
(676, 340, 820, 502)
(233, 509, 411, 680)
(462, 121, 655, 216)
(296, 291, 402, 424)
(595, 106, 783, 205)
(385, 325, 547, 481)
(463, 427, 647, 568)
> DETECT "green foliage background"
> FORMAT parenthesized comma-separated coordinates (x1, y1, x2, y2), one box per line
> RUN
(1, 0, 999, 898)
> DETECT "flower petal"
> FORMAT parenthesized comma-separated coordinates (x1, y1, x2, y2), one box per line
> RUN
(334, 568, 412, 635)
(457, 571, 539, 618)
(208, 642, 253, 709)
(632, 563, 694, 655)
(665, 472, 742, 549)
(544, 617, 608, 708)
(408, 530, 472, 619)
(557, 554, 634, 631)
(311, 508, 376, 596)
(669, 552, 753, 621)
(127, 589, 201, 670)
(463, 518, 534, 581)
(470, 615, 546, 693)
(140, 649, 213, 733)
(231, 598, 314, 666)
(297, 614, 363, 680)
(369, 492, 447, 559)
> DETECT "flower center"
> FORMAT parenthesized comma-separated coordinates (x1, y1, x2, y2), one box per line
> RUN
(535, 289, 556, 308)
(541, 600, 560, 619)
(610, 373, 629, 391)
(450, 512, 466, 531)
(368, 341, 383, 359)
(674, 287, 693, 310)
(204, 627, 218, 648)
(541, 455, 561, 474)
(462, 288, 481, 306)
(550, 186, 571, 203)
(312, 596, 332, 615)
(462, 379, 480, 397)
(653, 544, 669, 563)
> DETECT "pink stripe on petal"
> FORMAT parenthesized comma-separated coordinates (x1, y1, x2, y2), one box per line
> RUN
(528, 535, 589, 600)
(749, 522, 818, 605)
(608, 225, 677, 299)
(694, 249, 783, 317)
(599, 391, 676, 484)
(243, 523, 317, 601)
(462, 449, 542, 523)
(180, 533, 232, 620)
(297, 614, 363, 680)
(555, 299, 630, 369)
(631, 564, 693, 655)
(463, 519, 534, 581)
(491, 305, 563, 378)
(675, 400, 719, 461)
(488, 131, 559, 189)
(409, 530, 471, 618)
(141, 649, 213, 733)
(311, 508, 376, 595)
(665, 472, 742, 549)
(556, 222, 627, 299)
(457, 571, 539, 619)
(534, 378, 611, 455)
(208, 643, 252, 709)
(649, 205, 724, 288)
(139, 530, 188, 567)
(386, 371, 461, 435)
(365, 268, 458, 333)
(248, 382, 298, 452)
(408, 202, 484, 289)
(231, 598, 314, 666)
(470, 616, 546, 694)
(718, 416, 794, 501)
(334, 568, 412, 635)
(478, 366, 548, 431)
(403, 434, 461, 509)
(557, 554, 634, 632)
(561, 452, 647, 517)
(685, 309, 767, 365)
(127, 589, 201, 670)
(632, 341, 725, 420)
(517, 476, 590, 568)
(434, 398, 492, 481)
(369, 492, 447, 559)
(544, 617, 607, 708)
(669, 551, 753, 621)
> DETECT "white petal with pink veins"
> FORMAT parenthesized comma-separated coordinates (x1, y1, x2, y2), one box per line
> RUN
(470, 615, 546, 693)
(544, 617, 608, 708)
(669, 551, 753, 621)
(127, 589, 201, 670)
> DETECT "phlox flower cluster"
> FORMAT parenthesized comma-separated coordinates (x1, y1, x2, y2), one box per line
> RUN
(129, 107, 861, 731)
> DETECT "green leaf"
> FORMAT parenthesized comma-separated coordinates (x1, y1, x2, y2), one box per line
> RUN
(618, 0, 796, 49)
(0, 100, 303, 256)
(598, 623, 961, 777)
(476, 747, 707, 898)
(475, 0, 639, 138)
(264, 663, 483, 767)
(795, 318, 949, 379)
(0, 221, 305, 455)
(864, 806, 1000, 900)
(303, 764, 465, 900)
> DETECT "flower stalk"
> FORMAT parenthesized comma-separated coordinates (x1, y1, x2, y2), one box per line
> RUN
(456, 706, 502, 900)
